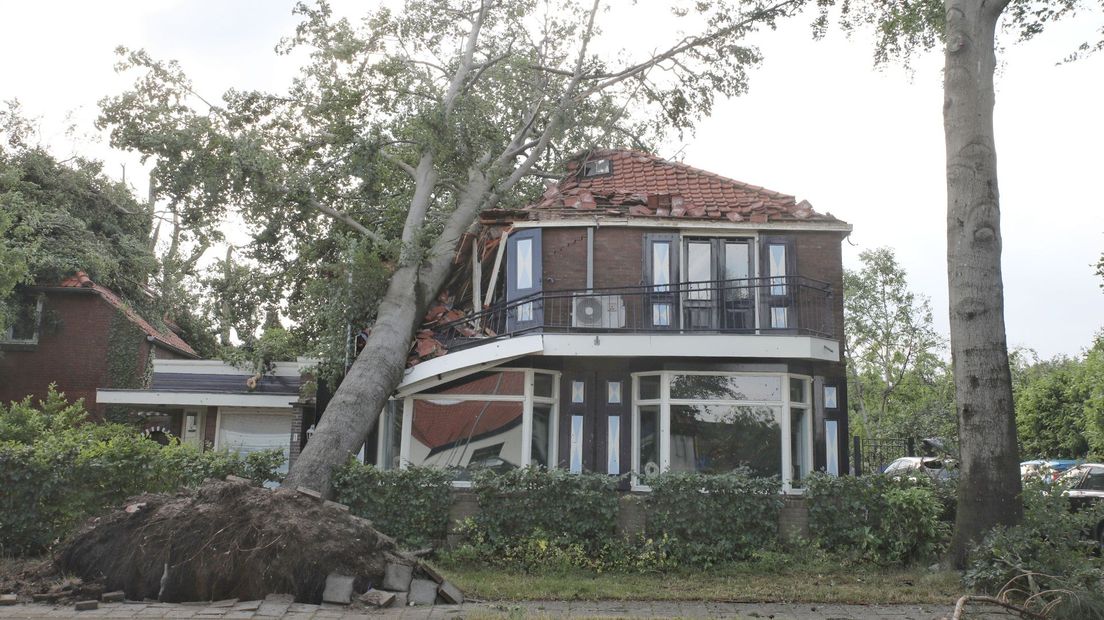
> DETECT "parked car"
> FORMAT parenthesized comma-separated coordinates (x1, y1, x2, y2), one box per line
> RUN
(1021, 459, 1080, 483)
(1056, 463, 1104, 546)
(883, 456, 957, 481)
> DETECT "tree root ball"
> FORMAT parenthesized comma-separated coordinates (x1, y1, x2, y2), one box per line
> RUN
(57, 480, 413, 603)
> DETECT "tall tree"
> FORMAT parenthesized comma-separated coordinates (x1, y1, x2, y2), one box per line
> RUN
(820, 0, 1102, 566)
(100, 0, 805, 492)
(844, 247, 947, 441)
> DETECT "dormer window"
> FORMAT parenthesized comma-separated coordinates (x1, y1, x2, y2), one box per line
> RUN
(582, 158, 612, 177)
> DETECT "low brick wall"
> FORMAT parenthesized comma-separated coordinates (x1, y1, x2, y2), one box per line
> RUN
(445, 489, 809, 545)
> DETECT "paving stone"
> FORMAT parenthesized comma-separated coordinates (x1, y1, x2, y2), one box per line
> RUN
(232, 600, 262, 612)
(75, 600, 99, 611)
(382, 563, 413, 592)
(221, 613, 254, 620)
(408, 579, 437, 606)
(321, 573, 355, 605)
(436, 581, 462, 605)
(358, 590, 396, 608)
(210, 599, 238, 608)
(0, 595, 16, 606)
(101, 591, 126, 603)
(417, 563, 445, 585)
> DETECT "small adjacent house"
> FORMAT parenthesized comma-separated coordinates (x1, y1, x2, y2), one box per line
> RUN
(0, 272, 198, 418)
(96, 358, 311, 475)
(361, 149, 852, 491)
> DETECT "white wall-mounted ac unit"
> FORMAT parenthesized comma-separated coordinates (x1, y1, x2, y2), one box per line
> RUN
(572, 294, 626, 328)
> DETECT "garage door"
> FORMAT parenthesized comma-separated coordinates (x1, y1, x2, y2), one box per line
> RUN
(217, 408, 292, 475)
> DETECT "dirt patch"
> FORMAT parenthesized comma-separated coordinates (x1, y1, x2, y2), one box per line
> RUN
(56, 480, 414, 603)
(0, 557, 61, 598)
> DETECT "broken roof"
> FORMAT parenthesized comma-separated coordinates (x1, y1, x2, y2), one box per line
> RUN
(502, 148, 843, 225)
(57, 271, 199, 358)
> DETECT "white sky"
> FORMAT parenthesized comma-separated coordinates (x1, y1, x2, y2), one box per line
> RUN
(1, 1, 1101, 358)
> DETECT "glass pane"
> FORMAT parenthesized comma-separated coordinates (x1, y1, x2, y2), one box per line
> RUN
(652, 242, 670, 291)
(571, 380, 585, 403)
(770, 306, 788, 329)
(531, 404, 553, 468)
(607, 415, 621, 473)
(670, 404, 781, 477)
(652, 303, 671, 326)
(570, 415, 584, 473)
(789, 378, 807, 403)
(769, 244, 787, 295)
(790, 407, 809, 484)
(687, 241, 712, 301)
(516, 238, 533, 289)
(725, 242, 751, 300)
(825, 419, 839, 476)
(669, 374, 782, 401)
(824, 386, 838, 409)
(607, 381, 622, 404)
(534, 373, 555, 399)
(638, 375, 661, 401)
(409, 399, 523, 481)
(427, 371, 525, 396)
(637, 405, 660, 477)
(517, 301, 533, 322)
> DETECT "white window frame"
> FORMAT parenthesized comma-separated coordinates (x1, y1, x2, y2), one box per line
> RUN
(630, 370, 814, 493)
(1, 296, 44, 345)
(394, 368, 560, 488)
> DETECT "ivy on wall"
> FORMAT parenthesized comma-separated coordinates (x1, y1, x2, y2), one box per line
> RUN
(104, 309, 149, 423)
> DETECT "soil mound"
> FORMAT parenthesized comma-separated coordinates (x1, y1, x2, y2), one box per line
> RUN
(56, 480, 413, 603)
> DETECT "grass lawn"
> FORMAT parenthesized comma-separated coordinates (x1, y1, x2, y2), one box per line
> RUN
(438, 560, 963, 605)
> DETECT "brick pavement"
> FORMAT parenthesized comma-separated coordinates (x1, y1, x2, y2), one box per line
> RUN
(0, 599, 965, 619)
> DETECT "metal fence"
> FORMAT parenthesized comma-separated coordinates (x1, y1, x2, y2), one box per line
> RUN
(852, 436, 917, 475)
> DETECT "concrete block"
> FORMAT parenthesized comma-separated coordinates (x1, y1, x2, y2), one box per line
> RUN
(419, 562, 445, 584)
(437, 580, 463, 605)
(101, 591, 125, 603)
(321, 573, 354, 605)
(75, 600, 98, 611)
(382, 562, 413, 592)
(233, 600, 262, 611)
(409, 579, 437, 606)
(0, 594, 17, 606)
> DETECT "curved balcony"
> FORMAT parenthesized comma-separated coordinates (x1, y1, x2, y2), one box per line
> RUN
(434, 276, 835, 353)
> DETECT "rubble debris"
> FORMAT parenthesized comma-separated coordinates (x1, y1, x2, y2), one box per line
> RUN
(74, 600, 98, 611)
(0, 594, 17, 606)
(409, 579, 438, 606)
(382, 563, 413, 592)
(321, 574, 354, 605)
(296, 486, 323, 500)
(437, 580, 463, 605)
(101, 591, 125, 603)
(358, 589, 396, 608)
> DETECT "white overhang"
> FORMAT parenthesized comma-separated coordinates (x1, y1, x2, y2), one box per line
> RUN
(395, 334, 544, 397)
(96, 389, 298, 409)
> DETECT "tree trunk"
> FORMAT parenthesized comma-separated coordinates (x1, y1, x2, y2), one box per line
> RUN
(281, 262, 425, 493)
(943, 0, 1022, 568)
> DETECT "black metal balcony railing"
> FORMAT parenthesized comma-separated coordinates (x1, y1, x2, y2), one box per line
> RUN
(435, 276, 835, 352)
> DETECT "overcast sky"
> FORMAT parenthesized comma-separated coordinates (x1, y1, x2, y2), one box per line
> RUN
(1, 1, 1101, 358)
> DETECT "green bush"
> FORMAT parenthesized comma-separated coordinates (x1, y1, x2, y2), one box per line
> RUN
(645, 470, 782, 565)
(331, 460, 453, 549)
(469, 468, 620, 552)
(805, 473, 948, 564)
(965, 477, 1104, 619)
(0, 388, 285, 556)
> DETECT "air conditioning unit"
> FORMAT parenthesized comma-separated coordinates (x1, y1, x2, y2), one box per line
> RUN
(572, 294, 626, 328)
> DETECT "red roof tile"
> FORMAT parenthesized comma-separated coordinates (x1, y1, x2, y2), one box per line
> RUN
(517, 149, 843, 224)
(59, 272, 198, 358)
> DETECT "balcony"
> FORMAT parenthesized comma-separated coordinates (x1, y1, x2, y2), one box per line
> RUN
(434, 276, 835, 353)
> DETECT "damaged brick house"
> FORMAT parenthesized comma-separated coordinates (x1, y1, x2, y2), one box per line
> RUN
(361, 149, 852, 491)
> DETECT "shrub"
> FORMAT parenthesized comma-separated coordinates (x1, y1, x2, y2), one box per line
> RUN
(645, 470, 782, 565)
(0, 388, 284, 556)
(805, 473, 948, 564)
(965, 477, 1104, 619)
(331, 460, 453, 549)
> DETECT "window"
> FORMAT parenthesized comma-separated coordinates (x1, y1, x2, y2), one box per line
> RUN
(571, 380, 585, 403)
(768, 244, 787, 295)
(632, 371, 815, 491)
(686, 240, 712, 300)
(607, 381, 622, 404)
(770, 306, 788, 329)
(824, 386, 838, 409)
(825, 420, 840, 476)
(607, 416, 621, 473)
(2, 293, 43, 344)
(398, 369, 559, 481)
(652, 241, 671, 292)
(582, 158, 612, 176)
(569, 415, 584, 473)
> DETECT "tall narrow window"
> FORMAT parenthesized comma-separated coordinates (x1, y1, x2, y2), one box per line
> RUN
(607, 416, 621, 473)
(768, 244, 787, 295)
(516, 238, 533, 289)
(569, 415, 584, 473)
(825, 420, 839, 476)
(652, 241, 671, 292)
(770, 306, 788, 329)
(687, 240, 712, 300)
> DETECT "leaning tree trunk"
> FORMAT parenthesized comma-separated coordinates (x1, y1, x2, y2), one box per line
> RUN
(943, 0, 1022, 568)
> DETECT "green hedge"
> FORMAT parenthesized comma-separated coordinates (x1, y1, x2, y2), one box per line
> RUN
(0, 388, 284, 556)
(331, 460, 453, 549)
(646, 470, 783, 565)
(805, 473, 949, 564)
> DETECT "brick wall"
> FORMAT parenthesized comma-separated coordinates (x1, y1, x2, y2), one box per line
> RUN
(792, 230, 847, 344)
(0, 291, 119, 419)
